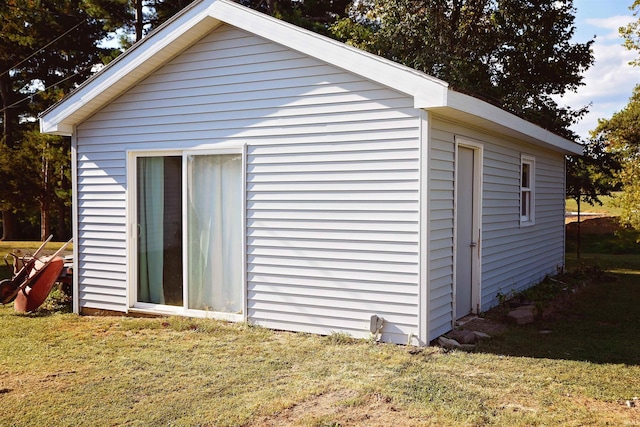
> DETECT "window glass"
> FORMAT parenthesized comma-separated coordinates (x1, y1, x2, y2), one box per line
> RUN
(520, 156, 534, 225)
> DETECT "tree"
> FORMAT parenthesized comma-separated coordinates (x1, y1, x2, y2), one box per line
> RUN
(0, 0, 125, 239)
(566, 138, 621, 257)
(331, 0, 594, 140)
(592, 85, 640, 230)
(235, 0, 351, 36)
(621, 0, 640, 66)
(101, 0, 192, 47)
(583, 2, 640, 232)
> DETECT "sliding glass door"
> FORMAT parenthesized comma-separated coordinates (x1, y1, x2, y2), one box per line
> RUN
(134, 152, 243, 315)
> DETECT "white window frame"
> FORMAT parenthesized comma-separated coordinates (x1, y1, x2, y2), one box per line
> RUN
(520, 154, 535, 226)
(126, 146, 247, 322)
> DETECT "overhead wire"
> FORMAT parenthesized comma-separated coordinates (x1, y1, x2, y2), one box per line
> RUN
(0, 17, 99, 114)
(0, 20, 85, 78)
(0, 63, 95, 114)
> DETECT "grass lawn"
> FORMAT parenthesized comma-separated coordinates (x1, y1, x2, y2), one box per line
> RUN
(1, 235, 639, 426)
(1, 264, 639, 426)
(565, 193, 624, 216)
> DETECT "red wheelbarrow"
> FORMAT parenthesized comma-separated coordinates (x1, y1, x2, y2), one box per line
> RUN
(0, 236, 73, 312)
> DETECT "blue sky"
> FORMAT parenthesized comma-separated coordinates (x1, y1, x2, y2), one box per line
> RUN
(555, 0, 638, 141)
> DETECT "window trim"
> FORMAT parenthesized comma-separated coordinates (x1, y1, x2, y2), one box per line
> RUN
(520, 154, 535, 226)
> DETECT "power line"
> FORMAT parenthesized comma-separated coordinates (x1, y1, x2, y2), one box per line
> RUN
(0, 63, 94, 114)
(0, 20, 85, 78)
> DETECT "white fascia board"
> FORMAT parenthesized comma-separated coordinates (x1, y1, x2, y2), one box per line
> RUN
(443, 90, 584, 155)
(209, 0, 449, 107)
(40, 0, 220, 135)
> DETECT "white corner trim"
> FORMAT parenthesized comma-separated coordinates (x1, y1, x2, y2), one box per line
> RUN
(418, 110, 430, 345)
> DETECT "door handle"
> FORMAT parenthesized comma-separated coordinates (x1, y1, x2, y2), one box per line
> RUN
(470, 242, 477, 247)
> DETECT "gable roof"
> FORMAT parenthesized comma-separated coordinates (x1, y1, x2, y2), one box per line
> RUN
(39, 0, 582, 155)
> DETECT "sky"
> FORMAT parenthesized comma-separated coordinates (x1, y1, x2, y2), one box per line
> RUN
(555, 0, 639, 141)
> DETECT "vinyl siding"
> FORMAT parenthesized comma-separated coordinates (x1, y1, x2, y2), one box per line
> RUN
(430, 117, 565, 332)
(75, 25, 421, 343)
(427, 126, 456, 339)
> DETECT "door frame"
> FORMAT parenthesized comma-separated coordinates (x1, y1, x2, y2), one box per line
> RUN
(453, 136, 483, 321)
(126, 146, 247, 322)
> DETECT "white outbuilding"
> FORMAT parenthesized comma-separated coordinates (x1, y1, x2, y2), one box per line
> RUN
(40, 0, 582, 345)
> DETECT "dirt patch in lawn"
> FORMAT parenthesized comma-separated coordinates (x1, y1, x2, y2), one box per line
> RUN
(456, 316, 509, 336)
(253, 389, 425, 427)
(565, 216, 621, 235)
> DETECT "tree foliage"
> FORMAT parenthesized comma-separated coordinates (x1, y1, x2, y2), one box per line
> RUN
(621, 0, 640, 66)
(592, 85, 640, 230)
(566, 138, 621, 208)
(235, 0, 351, 35)
(0, 0, 125, 239)
(331, 0, 594, 140)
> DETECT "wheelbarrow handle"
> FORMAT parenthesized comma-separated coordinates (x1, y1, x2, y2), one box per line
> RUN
(49, 238, 73, 260)
(32, 235, 54, 259)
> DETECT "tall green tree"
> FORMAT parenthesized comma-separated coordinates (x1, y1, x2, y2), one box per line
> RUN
(566, 137, 621, 257)
(0, 0, 124, 239)
(586, 1, 640, 231)
(331, 0, 594, 140)
(592, 85, 640, 230)
(104, 0, 192, 46)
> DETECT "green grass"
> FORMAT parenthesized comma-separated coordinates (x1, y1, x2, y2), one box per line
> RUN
(565, 192, 624, 216)
(1, 256, 640, 426)
(480, 256, 640, 365)
(0, 240, 72, 253)
(1, 241, 640, 425)
(566, 228, 640, 255)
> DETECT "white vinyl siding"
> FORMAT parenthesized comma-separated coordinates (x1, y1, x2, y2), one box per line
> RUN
(75, 25, 421, 343)
(427, 126, 456, 339)
(431, 117, 565, 322)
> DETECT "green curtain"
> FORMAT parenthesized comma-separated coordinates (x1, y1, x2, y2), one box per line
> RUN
(137, 157, 166, 305)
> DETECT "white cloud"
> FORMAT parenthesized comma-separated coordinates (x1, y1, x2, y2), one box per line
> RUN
(553, 19, 639, 141)
(586, 15, 635, 40)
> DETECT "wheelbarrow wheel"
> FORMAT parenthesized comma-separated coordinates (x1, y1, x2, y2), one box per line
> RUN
(0, 279, 17, 304)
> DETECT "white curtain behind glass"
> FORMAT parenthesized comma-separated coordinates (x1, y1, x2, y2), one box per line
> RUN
(187, 154, 242, 313)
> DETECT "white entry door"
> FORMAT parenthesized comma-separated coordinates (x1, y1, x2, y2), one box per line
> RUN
(455, 145, 481, 319)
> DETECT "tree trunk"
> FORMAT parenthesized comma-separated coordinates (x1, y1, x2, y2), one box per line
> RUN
(0, 69, 15, 148)
(576, 197, 581, 259)
(135, 0, 144, 42)
(40, 200, 50, 241)
(40, 147, 50, 241)
(56, 164, 69, 240)
(2, 210, 18, 240)
(55, 197, 68, 240)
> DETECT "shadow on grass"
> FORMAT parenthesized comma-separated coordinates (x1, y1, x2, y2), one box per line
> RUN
(476, 261, 640, 365)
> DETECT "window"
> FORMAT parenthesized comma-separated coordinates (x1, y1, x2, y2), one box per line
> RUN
(520, 155, 535, 225)
(133, 151, 243, 316)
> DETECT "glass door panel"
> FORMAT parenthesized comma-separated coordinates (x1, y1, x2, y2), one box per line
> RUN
(136, 156, 183, 306)
(187, 154, 242, 313)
